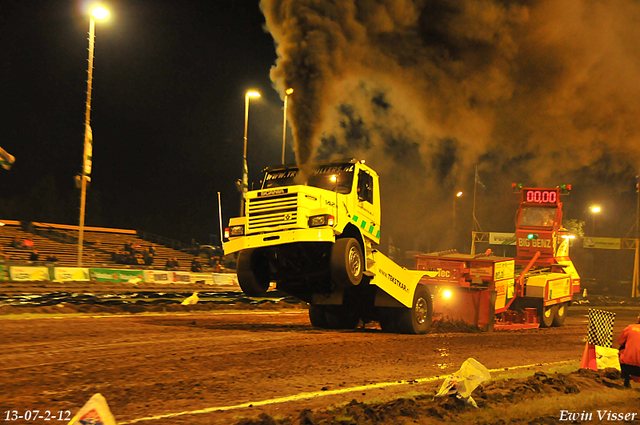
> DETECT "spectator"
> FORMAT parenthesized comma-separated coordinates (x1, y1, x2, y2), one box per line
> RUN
(11, 236, 24, 249)
(46, 254, 59, 263)
(124, 240, 134, 255)
(165, 256, 179, 271)
(149, 244, 156, 256)
(143, 248, 154, 266)
(619, 313, 640, 388)
(29, 249, 39, 263)
(209, 256, 222, 273)
(190, 257, 202, 273)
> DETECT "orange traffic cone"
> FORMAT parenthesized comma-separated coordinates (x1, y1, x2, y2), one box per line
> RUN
(580, 342, 597, 371)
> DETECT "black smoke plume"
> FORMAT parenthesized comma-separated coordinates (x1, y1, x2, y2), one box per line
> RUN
(260, 0, 640, 272)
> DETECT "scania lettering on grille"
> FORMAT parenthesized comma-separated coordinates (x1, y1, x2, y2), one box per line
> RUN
(258, 188, 288, 197)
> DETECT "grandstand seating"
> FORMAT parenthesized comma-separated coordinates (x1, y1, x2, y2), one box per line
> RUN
(0, 220, 223, 272)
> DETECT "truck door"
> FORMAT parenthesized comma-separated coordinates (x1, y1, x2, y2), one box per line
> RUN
(354, 169, 380, 243)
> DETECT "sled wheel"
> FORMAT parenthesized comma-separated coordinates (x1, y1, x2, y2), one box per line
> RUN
(236, 248, 270, 297)
(308, 305, 329, 329)
(396, 285, 433, 334)
(539, 304, 558, 328)
(552, 302, 567, 327)
(331, 238, 363, 287)
(324, 306, 360, 330)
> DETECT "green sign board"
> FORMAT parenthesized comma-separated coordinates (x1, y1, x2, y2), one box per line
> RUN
(90, 268, 144, 282)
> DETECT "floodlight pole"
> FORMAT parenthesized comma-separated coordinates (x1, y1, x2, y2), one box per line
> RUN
(77, 17, 96, 267)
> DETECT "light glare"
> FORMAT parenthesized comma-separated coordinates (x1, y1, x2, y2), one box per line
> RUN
(91, 7, 109, 20)
(443, 290, 452, 299)
(246, 91, 261, 98)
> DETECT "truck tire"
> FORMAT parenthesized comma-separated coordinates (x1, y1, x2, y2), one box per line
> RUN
(236, 248, 270, 297)
(539, 304, 558, 328)
(378, 309, 398, 333)
(309, 305, 329, 328)
(331, 238, 363, 287)
(396, 285, 433, 334)
(552, 302, 567, 327)
(324, 306, 360, 330)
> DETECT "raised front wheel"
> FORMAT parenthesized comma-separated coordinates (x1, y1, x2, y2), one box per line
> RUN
(331, 238, 363, 287)
(236, 248, 270, 297)
(396, 285, 433, 334)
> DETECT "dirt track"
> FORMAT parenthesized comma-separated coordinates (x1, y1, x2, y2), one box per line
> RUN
(1, 304, 639, 424)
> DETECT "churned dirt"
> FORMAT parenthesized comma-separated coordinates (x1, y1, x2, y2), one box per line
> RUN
(1, 282, 640, 424)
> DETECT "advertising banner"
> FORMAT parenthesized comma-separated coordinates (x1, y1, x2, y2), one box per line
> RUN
(0, 264, 6, 280)
(172, 271, 192, 284)
(9, 266, 50, 281)
(213, 273, 240, 287)
(90, 268, 144, 283)
(189, 273, 215, 285)
(53, 267, 90, 282)
(583, 237, 621, 250)
(143, 270, 173, 284)
(489, 233, 516, 246)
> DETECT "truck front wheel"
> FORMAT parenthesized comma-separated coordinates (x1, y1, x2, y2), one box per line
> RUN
(331, 238, 363, 287)
(309, 305, 329, 328)
(236, 248, 270, 297)
(396, 285, 433, 334)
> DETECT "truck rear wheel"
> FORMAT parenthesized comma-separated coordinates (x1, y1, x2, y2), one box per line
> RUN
(378, 309, 398, 333)
(236, 248, 270, 297)
(552, 303, 567, 327)
(396, 285, 433, 334)
(331, 238, 363, 287)
(309, 305, 329, 328)
(539, 304, 558, 328)
(325, 306, 360, 330)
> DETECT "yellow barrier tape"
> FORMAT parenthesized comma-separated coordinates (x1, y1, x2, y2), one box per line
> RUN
(119, 360, 576, 424)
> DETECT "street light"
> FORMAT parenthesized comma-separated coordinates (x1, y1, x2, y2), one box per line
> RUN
(77, 5, 109, 267)
(241, 90, 261, 216)
(590, 205, 601, 235)
(282, 88, 293, 164)
(453, 191, 463, 231)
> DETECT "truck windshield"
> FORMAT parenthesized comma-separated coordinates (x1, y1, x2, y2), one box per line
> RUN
(263, 164, 355, 193)
(519, 207, 557, 227)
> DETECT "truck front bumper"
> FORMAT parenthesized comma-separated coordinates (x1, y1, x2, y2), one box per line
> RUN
(224, 228, 336, 255)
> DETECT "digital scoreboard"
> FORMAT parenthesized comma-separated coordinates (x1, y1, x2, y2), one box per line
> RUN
(522, 189, 559, 205)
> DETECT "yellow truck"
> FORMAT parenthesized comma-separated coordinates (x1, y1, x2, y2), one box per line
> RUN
(224, 159, 440, 334)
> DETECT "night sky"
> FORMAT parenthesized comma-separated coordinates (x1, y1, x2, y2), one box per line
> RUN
(2, 0, 640, 287)
(1, 0, 288, 244)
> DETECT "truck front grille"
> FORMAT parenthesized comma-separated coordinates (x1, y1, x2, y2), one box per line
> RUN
(247, 193, 298, 232)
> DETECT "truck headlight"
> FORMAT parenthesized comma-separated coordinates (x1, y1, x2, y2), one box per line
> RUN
(308, 214, 335, 227)
(228, 225, 245, 237)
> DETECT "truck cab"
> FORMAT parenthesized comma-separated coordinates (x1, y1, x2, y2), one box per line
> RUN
(225, 159, 381, 303)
